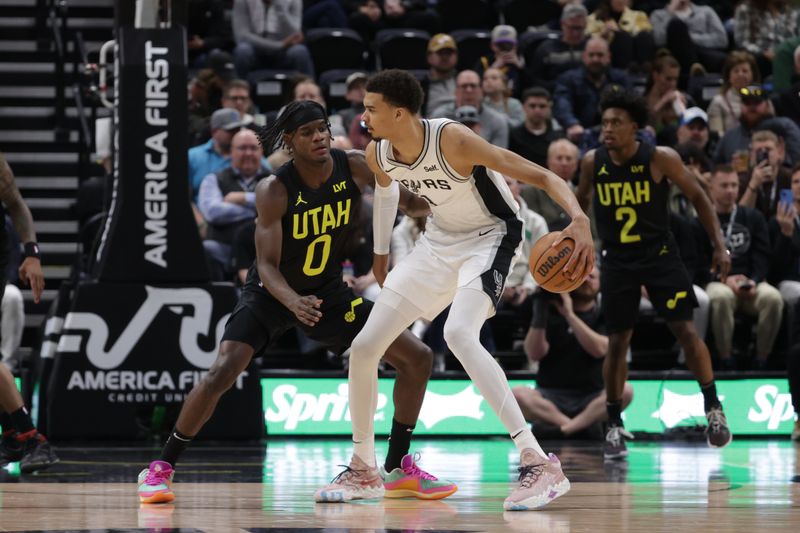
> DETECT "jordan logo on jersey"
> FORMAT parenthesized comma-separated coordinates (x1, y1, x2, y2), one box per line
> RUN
(295, 192, 308, 207)
(598, 164, 609, 176)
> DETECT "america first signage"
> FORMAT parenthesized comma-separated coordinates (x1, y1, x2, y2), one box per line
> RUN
(95, 28, 208, 283)
(46, 283, 262, 439)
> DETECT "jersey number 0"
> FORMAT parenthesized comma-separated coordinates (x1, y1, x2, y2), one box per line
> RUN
(303, 235, 332, 276)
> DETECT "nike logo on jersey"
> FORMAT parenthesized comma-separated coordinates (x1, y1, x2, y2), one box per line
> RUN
(666, 291, 687, 310)
(478, 228, 492, 236)
(295, 192, 308, 206)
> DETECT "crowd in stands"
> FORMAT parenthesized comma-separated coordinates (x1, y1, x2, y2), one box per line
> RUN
(171, 0, 800, 395)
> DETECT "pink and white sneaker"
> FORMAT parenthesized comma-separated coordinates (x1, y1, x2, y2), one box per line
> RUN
(503, 449, 570, 511)
(315, 454, 384, 502)
(137, 460, 175, 504)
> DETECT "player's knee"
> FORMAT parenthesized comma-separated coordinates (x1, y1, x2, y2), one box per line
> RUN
(349, 333, 381, 365)
(205, 343, 250, 394)
(442, 321, 473, 352)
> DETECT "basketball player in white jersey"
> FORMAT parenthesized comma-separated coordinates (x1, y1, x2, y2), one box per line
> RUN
(314, 70, 594, 510)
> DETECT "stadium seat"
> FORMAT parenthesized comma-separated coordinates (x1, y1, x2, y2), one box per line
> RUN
(305, 28, 367, 75)
(520, 30, 561, 68)
(246, 70, 298, 114)
(375, 28, 430, 71)
(687, 73, 724, 107)
(318, 69, 361, 113)
(436, 0, 498, 32)
(502, 0, 562, 34)
(451, 29, 492, 72)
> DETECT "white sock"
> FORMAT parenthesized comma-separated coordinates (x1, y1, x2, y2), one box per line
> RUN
(443, 288, 548, 459)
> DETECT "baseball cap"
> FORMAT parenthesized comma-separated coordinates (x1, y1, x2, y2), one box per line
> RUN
(681, 107, 708, 126)
(740, 84, 767, 102)
(428, 33, 457, 53)
(561, 3, 588, 20)
(210, 108, 244, 131)
(455, 105, 480, 125)
(208, 50, 236, 81)
(491, 25, 517, 44)
(345, 72, 368, 90)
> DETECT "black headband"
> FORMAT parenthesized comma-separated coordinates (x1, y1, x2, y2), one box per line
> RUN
(284, 105, 329, 133)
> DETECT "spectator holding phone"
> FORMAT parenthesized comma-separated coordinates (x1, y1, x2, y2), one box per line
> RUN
(739, 130, 792, 219)
(695, 165, 783, 370)
(768, 165, 800, 307)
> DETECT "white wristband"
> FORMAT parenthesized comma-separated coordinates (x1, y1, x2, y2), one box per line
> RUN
(373, 179, 399, 255)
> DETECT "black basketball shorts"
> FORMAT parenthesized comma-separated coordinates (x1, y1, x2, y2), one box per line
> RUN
(600, 236, 697, 333)
(221, 282, 374, 357)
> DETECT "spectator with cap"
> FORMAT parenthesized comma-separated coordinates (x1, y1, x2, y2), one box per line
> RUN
(431, 69, 509, 148)
(231, 0, 314, 79)
(509, 87, 564, 168)
(188, 50, 237, 145)
(199, 129, 270, 281)
(475, 25, 530, 99)
(528, 3, 589, 93)
(188, 108, 244, 206)
(714, 84, 800, 169)
(421, 33, 458, 117)
(553, 36, 631, 142)
(649, 0, 728, 78)
(676, 106, 718, 162)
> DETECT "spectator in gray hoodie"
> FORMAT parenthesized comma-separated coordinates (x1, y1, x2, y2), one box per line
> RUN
(232, 0, 315, 79)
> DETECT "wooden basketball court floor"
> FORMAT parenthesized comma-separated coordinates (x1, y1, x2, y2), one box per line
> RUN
(1, 438, 799, 532)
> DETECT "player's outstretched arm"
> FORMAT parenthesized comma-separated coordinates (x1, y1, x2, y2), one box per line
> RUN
(442, 124, 594, 281)
(655, 147, 730, 281)
(348, 148, 431, 218)
(254, 177, 322, 326)
(0, 152, 43, 303)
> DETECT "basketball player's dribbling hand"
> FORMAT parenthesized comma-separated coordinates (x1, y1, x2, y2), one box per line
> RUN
(289, 295, 323, 327)
(558, 216, 595, 282)
(18, 256, 44, 304)
(711, 247, 731, 283)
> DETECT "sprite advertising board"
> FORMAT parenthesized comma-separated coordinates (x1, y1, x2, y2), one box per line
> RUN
(262, 378, 795, 436)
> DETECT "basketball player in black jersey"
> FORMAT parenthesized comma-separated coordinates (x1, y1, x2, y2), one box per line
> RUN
(137, 101, 456, 503)
(576, 89, 733, 459)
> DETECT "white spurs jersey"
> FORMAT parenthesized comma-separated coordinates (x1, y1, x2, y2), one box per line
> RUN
(375, 118, 522, 246)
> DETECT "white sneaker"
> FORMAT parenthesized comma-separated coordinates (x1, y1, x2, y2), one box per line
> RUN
(314, 454, 385, 502)
(503, 449, 570, 511)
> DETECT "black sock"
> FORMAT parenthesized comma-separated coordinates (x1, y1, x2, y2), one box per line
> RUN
(606, 401, 623, 427)
(385, 418, 415, 472)
(9, 406, 34, 435)
(0, 412, 13, 435)
(700, 381, 721, 412)
(159, 428, 194, 467)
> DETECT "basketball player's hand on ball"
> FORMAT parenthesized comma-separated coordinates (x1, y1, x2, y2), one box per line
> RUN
(290, 295, 323, 327)
(558, 215, 595, 282)
(372, 254, 389, 287)
(19, 256, 44, 304)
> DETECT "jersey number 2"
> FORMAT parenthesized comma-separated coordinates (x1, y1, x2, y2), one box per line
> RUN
(303, 235, 332, 276)
(615, 207, 641, 243)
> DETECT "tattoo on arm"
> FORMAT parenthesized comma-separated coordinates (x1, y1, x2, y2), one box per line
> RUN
(0, 152, 37, 243)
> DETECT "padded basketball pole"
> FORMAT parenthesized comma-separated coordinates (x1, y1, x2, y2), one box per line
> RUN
(40, 0, 262, 440)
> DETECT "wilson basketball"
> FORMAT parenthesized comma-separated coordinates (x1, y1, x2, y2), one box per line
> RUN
(529, 232, 585, 293)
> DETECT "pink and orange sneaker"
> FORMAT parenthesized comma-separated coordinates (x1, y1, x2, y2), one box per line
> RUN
(380, 453, 458, 500)
(137, 460, 175, 504)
